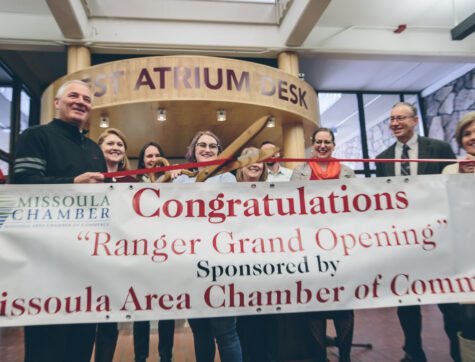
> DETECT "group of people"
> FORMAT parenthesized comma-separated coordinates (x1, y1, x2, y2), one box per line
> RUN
(11, 79, 475, 362)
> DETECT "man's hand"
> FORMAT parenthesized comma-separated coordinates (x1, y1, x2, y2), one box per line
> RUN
(74, 172, 105, 183)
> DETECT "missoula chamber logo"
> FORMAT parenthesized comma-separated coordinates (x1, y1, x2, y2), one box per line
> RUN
(0, 194, 16, 228)
(0, 192, 111, 228)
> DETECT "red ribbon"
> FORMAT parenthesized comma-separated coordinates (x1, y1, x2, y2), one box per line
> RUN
(272, 157, 468, 164)
(103, 158, 230, 178)
(103, 157, 468, 179)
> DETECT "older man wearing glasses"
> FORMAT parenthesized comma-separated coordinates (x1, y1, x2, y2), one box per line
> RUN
(376, 102, 461, 362)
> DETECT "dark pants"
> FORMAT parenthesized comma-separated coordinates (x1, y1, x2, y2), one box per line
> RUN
(188, 317, 242, 362)
(237, 314, 276, 362)
(95, 322, 118, 362)
(461, 304, 475, 340)
(133, 320, 175, 362)
(24, 323, 96, 362)
(397, 303, 461, 362)
(307, 310, 354, 362)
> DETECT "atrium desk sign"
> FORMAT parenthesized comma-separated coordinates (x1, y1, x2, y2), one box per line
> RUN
(46, 56, 317, 123)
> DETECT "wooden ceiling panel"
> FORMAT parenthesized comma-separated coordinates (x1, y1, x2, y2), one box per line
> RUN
(88, 100, 315, 160)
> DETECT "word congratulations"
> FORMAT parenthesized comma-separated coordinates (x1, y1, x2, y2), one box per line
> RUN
(132, 185, 409, 224)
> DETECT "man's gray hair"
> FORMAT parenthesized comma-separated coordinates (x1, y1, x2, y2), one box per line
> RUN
(55, 80, 91, 99)
(392, 101, 418, 116)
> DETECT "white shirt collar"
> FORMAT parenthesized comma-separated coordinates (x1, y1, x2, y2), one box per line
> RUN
(396, 133, 418, 149)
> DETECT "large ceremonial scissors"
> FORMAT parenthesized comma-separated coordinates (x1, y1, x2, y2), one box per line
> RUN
(158, 115, 279, 182)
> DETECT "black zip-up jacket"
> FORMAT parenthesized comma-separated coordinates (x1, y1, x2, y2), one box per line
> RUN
(12, 118, 107, 184)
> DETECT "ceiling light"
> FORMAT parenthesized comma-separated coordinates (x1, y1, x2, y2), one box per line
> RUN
(217, 109, 226, 122)
(266, 117, 276, 128)
(157, 108, 167, 122)
(99, 116, 109, 128)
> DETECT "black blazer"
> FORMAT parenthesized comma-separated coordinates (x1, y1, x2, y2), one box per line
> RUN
(375, 136, 455, 177)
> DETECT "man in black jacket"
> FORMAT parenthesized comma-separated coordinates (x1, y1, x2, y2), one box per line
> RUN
(13, 79, 106, 362)
(376, 102, 461, 362)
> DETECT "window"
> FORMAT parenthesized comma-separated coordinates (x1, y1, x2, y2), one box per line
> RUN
(317, 91, 427, 177)
(318, 93, 364, 171)
(0, 86, 12, 153)
(0, 61, 38, 180)
(403, 94, 425, 136)
(363, 94, 400, 161)
(20, 89, 31, 132)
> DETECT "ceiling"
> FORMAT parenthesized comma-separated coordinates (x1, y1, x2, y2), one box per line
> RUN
(0, 0, 473, 95)
(0, 0, 474, 159)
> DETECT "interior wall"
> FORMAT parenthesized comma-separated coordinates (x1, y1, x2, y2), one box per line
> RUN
(424, 69, 475, 155)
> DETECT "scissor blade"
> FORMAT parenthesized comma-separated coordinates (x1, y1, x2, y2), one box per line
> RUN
(212, 146, 279, 175)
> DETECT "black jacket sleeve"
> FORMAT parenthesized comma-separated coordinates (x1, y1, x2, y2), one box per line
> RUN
(375, 154, 383, 177)
(12, 128, 74, 184)
(375, 150, 388, 177)
(436, 141, 456, 173)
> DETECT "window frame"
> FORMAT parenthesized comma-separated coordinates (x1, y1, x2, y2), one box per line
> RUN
(0, 60, 38, 179)
(317, 90, 426, 177)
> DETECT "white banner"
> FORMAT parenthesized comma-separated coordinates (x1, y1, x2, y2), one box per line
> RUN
(0, 174, 474, 327)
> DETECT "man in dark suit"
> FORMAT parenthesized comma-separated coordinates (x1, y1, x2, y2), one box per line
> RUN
(376, 102, 461, 362)
(13, 80, 106, 362)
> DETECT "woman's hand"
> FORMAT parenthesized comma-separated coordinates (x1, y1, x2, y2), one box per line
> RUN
(157, 168, 184, 182)
(168, 169, 183, 179)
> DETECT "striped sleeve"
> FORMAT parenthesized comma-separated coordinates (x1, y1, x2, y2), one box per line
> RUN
(11, 127, 51, 184)
(13, 157, 47, 176)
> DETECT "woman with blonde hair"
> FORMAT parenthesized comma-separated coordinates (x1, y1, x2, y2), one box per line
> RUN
(95, 127, 135, 362)
(235, 146, 273, 362)
(97, 128, 135, 182)
(235, 147, 268, 182)
(443, 112, 475, 362)
(443, 111, 475, 174)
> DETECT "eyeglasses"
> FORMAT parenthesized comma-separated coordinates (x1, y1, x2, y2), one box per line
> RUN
(196, 142, 218, 150)
(389, 115, 415, 122)
(314, 140, 333, 145)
